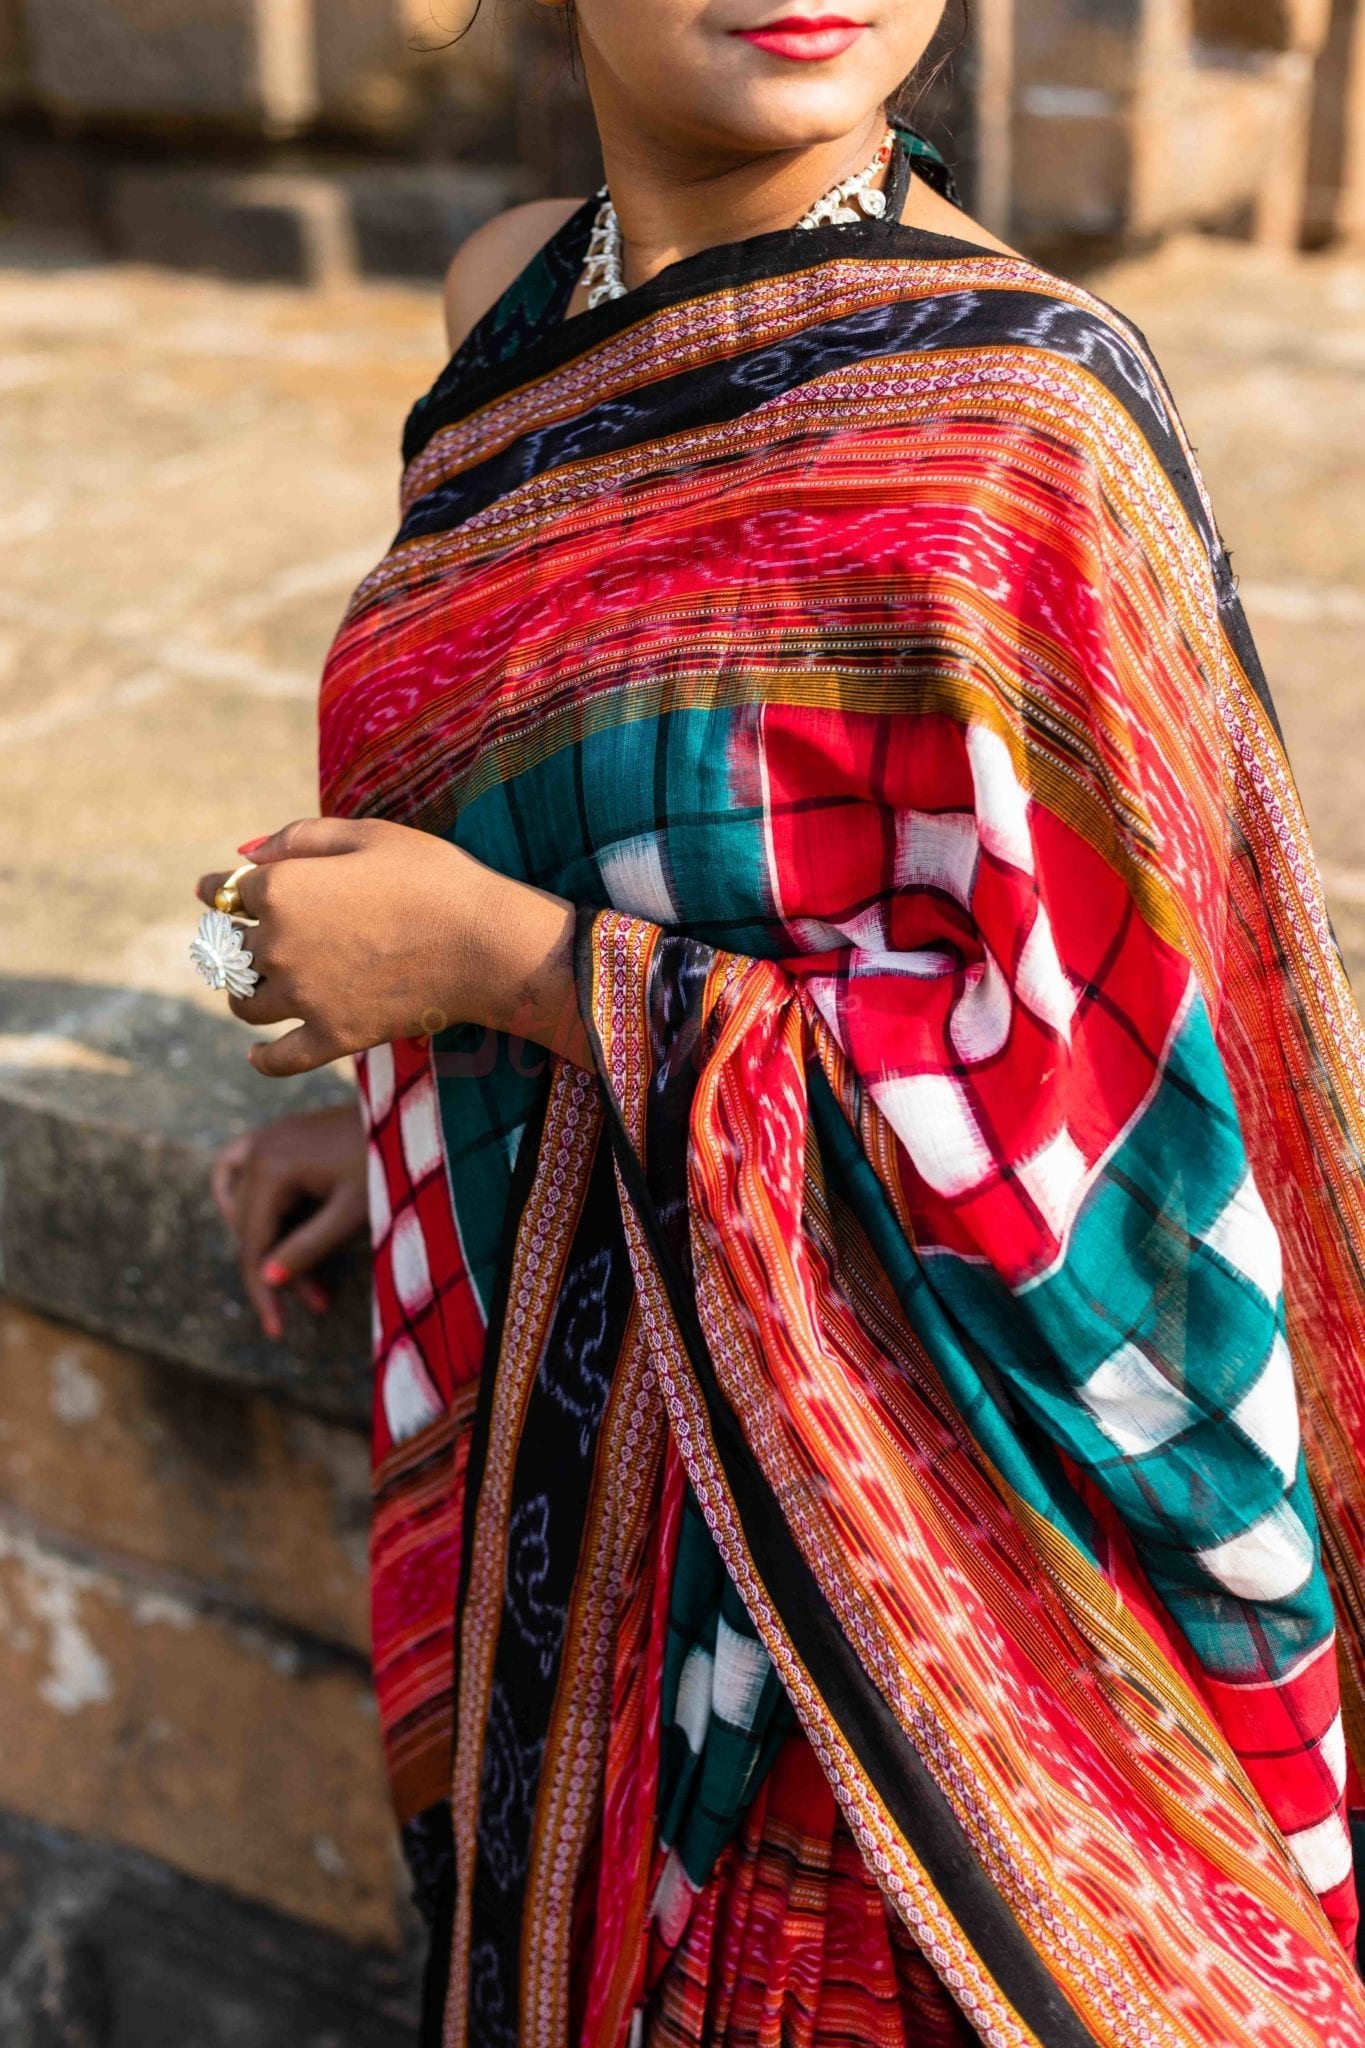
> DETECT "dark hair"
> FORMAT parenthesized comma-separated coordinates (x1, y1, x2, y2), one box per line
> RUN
(429, 0, 581, 69)
(893, 1, 969, 125)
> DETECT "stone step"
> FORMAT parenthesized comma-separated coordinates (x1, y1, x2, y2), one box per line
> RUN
(0, 1304, 370, 1654)
(104, 159, 528, 284)
(18, 0, 318, 136)
(0, 979, 371, 1426)
(0, 135, 528, 284)
(0, 1806, 420, 2047)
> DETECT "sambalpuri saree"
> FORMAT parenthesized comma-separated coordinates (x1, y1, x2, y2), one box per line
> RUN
(318, 138, 1365, 2047)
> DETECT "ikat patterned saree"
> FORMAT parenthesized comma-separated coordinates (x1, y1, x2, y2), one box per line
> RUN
(318, 142, 1365, 2046)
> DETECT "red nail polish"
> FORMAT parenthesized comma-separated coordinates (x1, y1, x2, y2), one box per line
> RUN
(300, 1280, 328, 1313)
(237, 835, 269, 856)
(262, 1257, 290, 1288)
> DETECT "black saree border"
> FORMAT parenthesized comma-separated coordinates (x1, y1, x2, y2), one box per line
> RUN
(444, 1060, 608, 2048)
(451, 1066, 556, 1753)
(465, 1116, 638, 2035)
(394, 286, 1202, 560)
(401, 211, 991, 465)
(572, 911, 1102, 2048)
(419, 1065, 554, 2048)
(401, 126, 919, 465)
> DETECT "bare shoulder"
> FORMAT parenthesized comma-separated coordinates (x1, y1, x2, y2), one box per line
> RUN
(443, 198, 587, 353)
(905, 174, 1018, 258)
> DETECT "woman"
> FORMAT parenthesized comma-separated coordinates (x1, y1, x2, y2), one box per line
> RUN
(193, 2, 1365, 2041)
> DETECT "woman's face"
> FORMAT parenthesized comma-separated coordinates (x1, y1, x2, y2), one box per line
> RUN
(547, 1, 948, 157)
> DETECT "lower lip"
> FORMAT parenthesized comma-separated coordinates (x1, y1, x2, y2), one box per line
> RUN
(734, 24, 865, 60)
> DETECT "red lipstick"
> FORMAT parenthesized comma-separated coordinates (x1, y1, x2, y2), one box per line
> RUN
(732, 14, 867, 61)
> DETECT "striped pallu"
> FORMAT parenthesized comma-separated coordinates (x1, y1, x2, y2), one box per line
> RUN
(320, 178, 1365, 2046)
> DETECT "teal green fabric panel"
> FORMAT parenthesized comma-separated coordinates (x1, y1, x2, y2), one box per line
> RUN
(818, 992, 1336, 1685)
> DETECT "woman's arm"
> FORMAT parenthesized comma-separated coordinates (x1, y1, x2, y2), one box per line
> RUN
(197, 816, 589, 1078)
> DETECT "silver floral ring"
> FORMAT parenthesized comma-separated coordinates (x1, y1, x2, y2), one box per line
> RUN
(190, 908, 260, 1000)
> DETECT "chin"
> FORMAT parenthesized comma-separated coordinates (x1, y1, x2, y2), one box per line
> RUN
(684, 75, 888, 154)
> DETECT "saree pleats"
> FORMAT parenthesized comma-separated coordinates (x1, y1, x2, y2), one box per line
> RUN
(322, 197, 1365, 2043)
(643, 1730, 977, 2048)
(578, 914, 1356, 2045)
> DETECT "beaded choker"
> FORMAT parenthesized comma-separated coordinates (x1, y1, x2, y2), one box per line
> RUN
(579, 125, 896, 309)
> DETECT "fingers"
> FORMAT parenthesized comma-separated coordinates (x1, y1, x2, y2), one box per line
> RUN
(214, 1130, 309, 1331)
(210, 1130, 252, 1227)
(263, 1181, 368, 1288)
(196, 863, 270, 918)
(212, 1104, 368, 1341)
(233, 1154, 298, 1343)
(227, 981, 293, 1026)
(198, 815, 365, 916)
(260, 1259, 328, 1315)
(197, 822, 343, 903)
(245, 817, 366, 866)
(248, 1024, 340, 1079)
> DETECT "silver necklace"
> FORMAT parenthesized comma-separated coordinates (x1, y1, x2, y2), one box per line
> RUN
(579, 126, 896, 311)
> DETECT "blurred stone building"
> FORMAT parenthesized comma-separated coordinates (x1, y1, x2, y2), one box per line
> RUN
(1, 0, 1364, 279)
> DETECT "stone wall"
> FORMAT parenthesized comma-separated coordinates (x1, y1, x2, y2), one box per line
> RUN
(0, 1291, 427, 2040)
(1306, 0, 1365, 239)
(0, 238, 446, 2036)
(0, 996, 422, 2039)
(1010, 0, 1361, 249)
(2, 0, 514, 144)
(0, 1308, 394, 1943)
(23, 0, 319, 132)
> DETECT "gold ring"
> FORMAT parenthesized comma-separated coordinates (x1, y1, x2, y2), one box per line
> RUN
(214, 863, 256, 919)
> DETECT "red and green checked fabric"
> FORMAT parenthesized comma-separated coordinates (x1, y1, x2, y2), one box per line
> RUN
(321, 157, 1365, 2046)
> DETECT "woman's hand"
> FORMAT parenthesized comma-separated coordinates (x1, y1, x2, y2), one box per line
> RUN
(212, 1103, 368, 1342)
(197, 817, 587, 1077)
